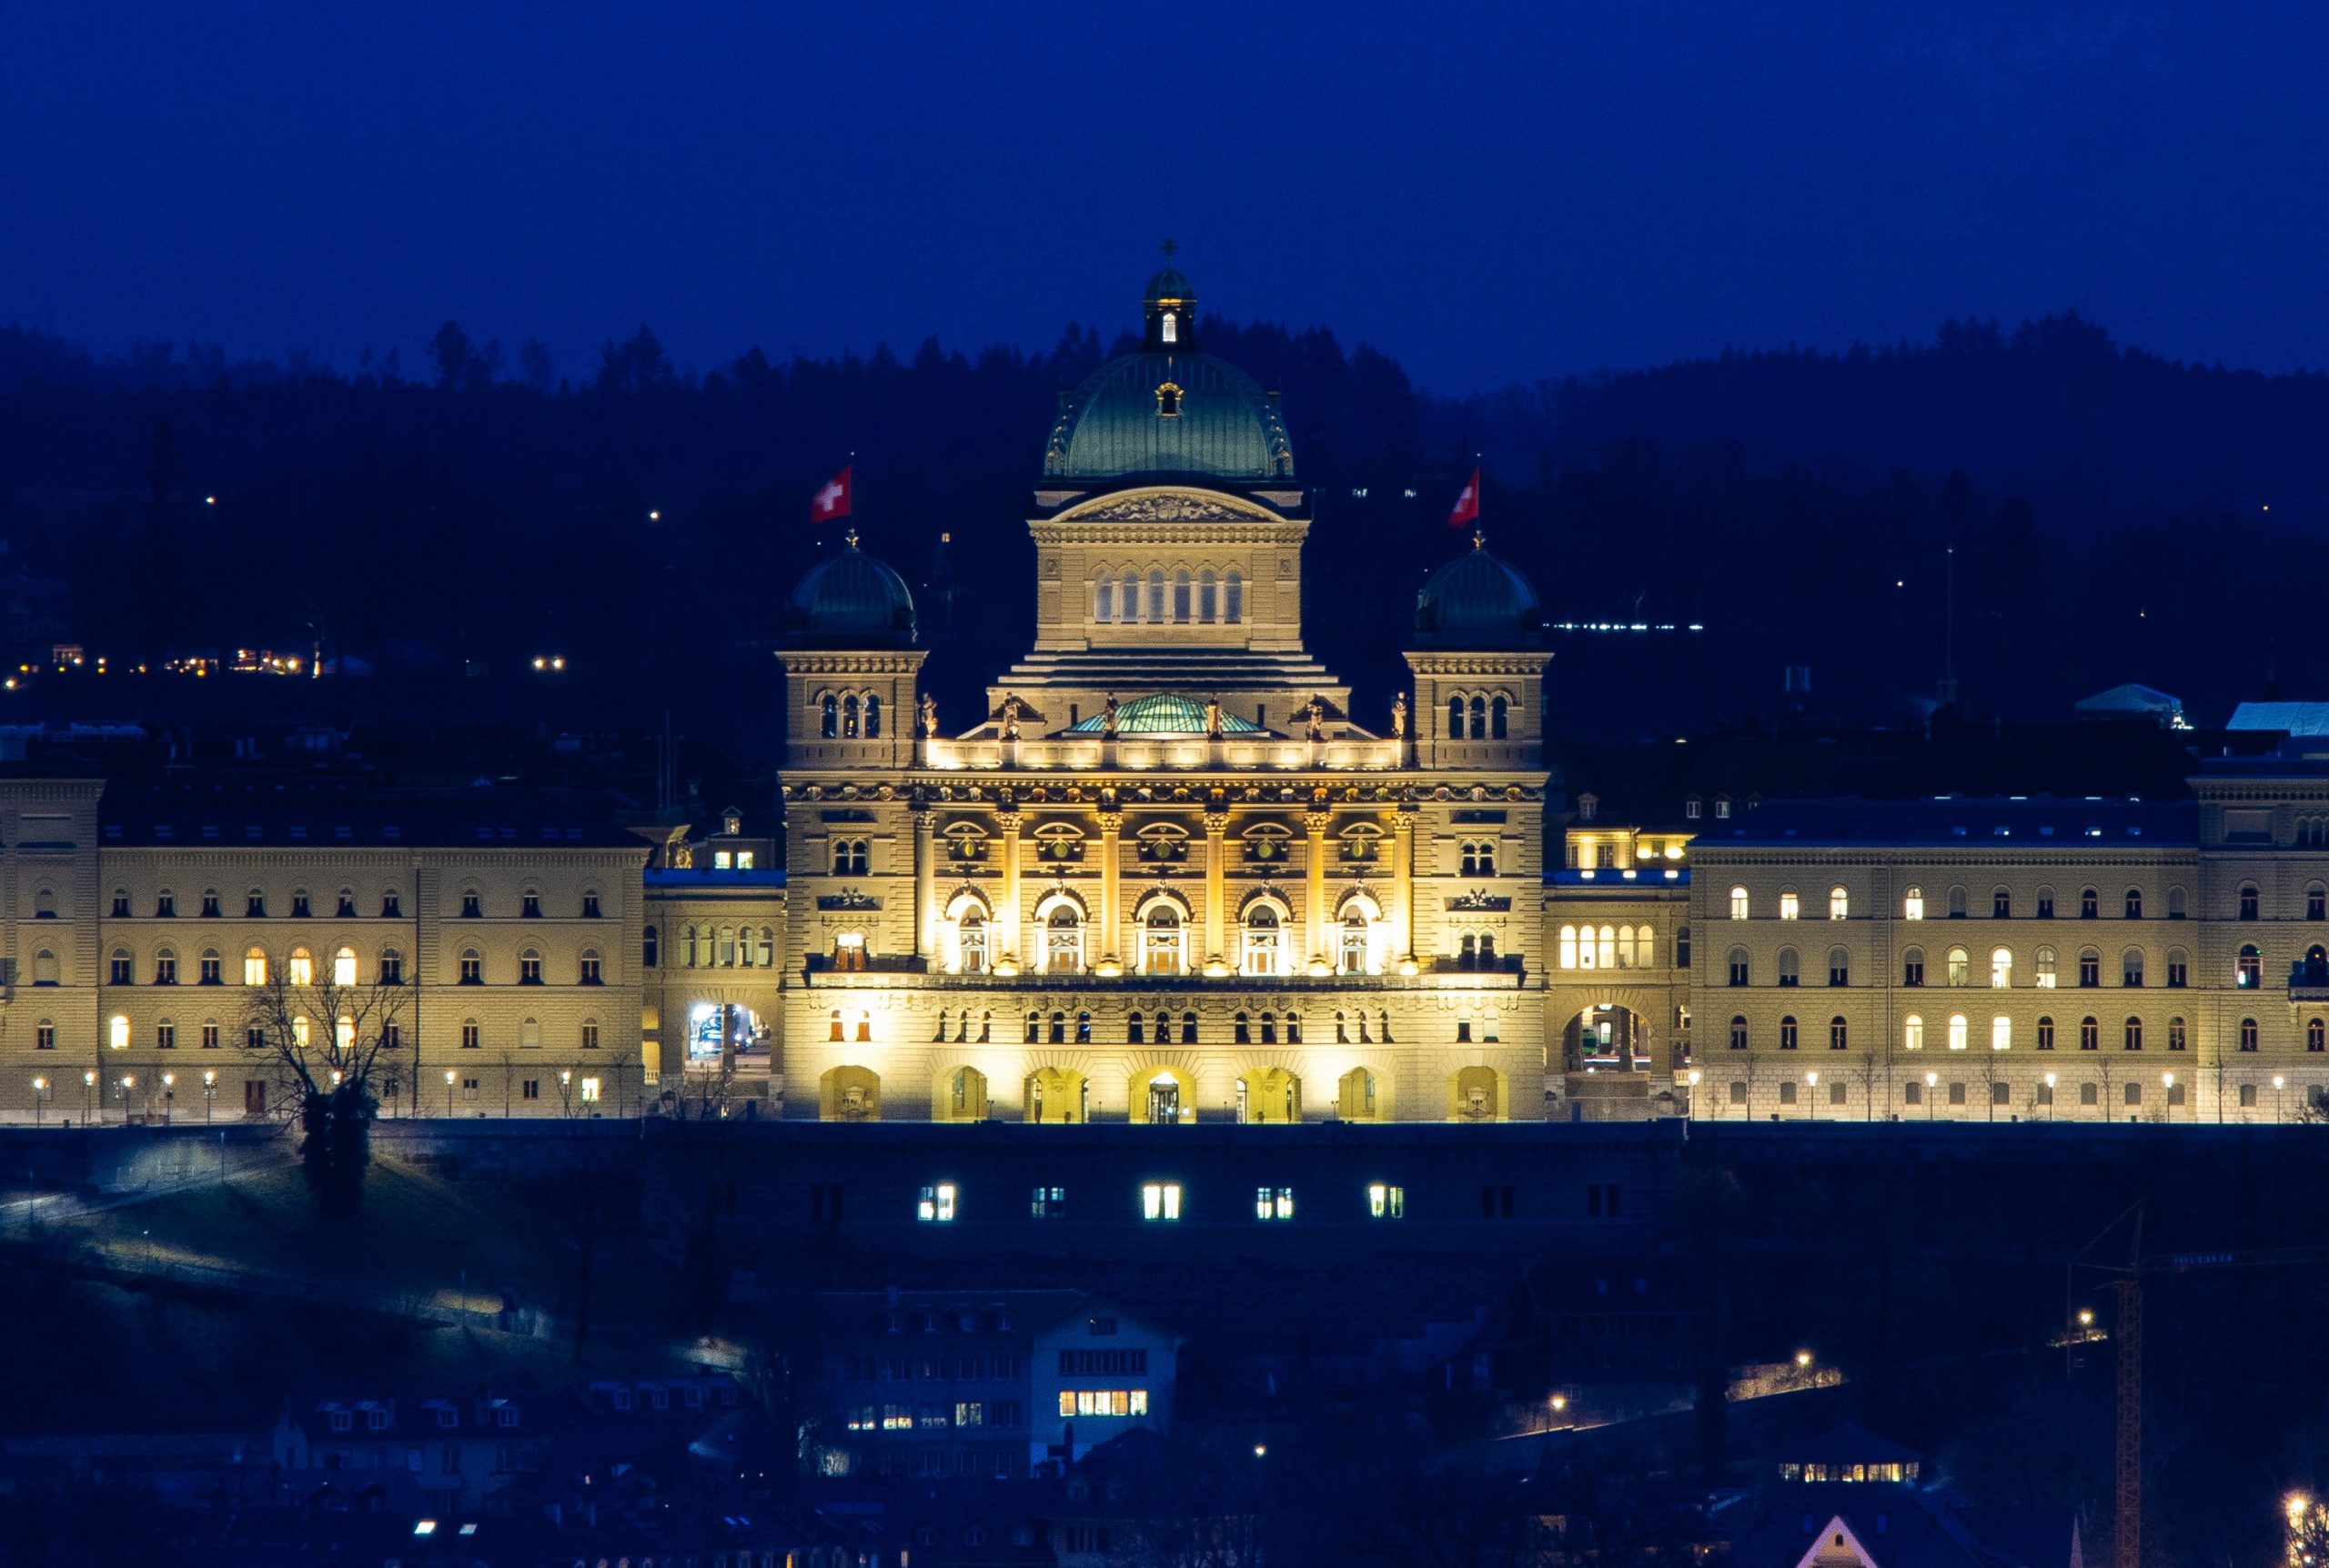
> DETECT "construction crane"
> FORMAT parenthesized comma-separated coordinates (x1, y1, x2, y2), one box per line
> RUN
(2073, 1203, 2329, 1568)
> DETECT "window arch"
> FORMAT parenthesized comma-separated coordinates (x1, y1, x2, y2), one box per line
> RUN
(2123, 888, 2142, 920)
(243, 947, 267, 986)
(820, 694, 839, 738)
(1827, 947, 1850, 986)
(1947, 1014, 1969, 1050)
(2241, 1016, 2261, 1052)
(287, 947, 314, 986)
(1094, 576, 1114, 622)
(1902, 885, 1924, 920)
(1902, 946, 1925, 986)
(2121, 949, 2144, 987)
(1468, 696, 1487, 739)
(1727, 948, 1749, 986)
(1829, 886, 1849, 920)
(1990, 947, 2011, 988)
(1778, 1016, 1799, 1050)
(1197, 568, 1217, 622)
(2123, 1016, 2143, 1051)
(1991, 1016, 2011, 1051)
(1039, 898, 1084, 975)
(2238, 943, 2262, 988)
(1946, 947, 1970, 986)
(1829, 1016, 1848, 1050)
(333, 947, 357, 986)
(1729, 1015, 1749, 1050)
(1948, 885, 1969, 919)
(1140, 895, 1188, 976)
(1490, 696, 1508, 739)
(1240, 899, 1286, 978)
(2239, 883, 2261, 920)
(1776, 948, 1800, 986)
(1146, 568, 1165, 621)
(1729, 886, 1749, 920)
(2035, 946, 2058, 987)
(2080, 887, 2100, 920)
(1173, 568, 1192, 622)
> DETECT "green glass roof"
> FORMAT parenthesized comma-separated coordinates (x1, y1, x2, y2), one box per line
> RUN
(1044, 352, 1295, 482)
(1064, 693, 1264, 736)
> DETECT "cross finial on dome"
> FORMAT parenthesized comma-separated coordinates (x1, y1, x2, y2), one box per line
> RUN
(843, 526, 861, 549)
(1160, 236, 1177, 262)
(1472, 528, 1486, 552)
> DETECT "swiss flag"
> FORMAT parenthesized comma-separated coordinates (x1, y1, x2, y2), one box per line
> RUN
(811, 465, 852, 523)
(1447, 467, 1480, 529)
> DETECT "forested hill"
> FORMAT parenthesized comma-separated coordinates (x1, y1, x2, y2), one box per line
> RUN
(0, 311, 2320, 750)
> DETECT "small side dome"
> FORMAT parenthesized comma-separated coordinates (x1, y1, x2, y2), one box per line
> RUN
(785, 530, 916, 647)
(1414, 534, 1542, 648)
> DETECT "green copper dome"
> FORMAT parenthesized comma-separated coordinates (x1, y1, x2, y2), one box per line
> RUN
(1042, 257, 1296, 484)
(1415, 535, 1543, 648)
(785, 531, 917, 647)
(1064, 693, 1264, 736)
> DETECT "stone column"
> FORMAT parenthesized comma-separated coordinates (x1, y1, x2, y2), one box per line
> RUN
(1097, 811, 1123, 972)
(996, 809, 1023, 973)
(1203, 811, 1230, 971)
(1392, 811, 1417, 969)
(912, 811, 937, 962)
(1305, 812, 1331, 973)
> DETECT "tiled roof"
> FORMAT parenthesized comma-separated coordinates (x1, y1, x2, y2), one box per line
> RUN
(97, 783, 645, 850)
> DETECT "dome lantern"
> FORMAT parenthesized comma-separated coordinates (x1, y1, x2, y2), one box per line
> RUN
(1143, 238, 1195, 353)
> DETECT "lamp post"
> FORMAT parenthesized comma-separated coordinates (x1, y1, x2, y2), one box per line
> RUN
(2162, 1071, 2175, 1123)
(116, 1074, 134, 1122)
(2043, 1072, 2057, 1122)
(2274, 1073, 2287, 1124)
(31, 1076, 47, 1129)
(1924, 1071, 1938, 1122)
(161, 1071, 175, 1126)
(445, 1069, 457, 1119)
(1805, 1070, 1819, 1122)
(81, 1070, 94, 1127)
(202, 1070, 216, 1125)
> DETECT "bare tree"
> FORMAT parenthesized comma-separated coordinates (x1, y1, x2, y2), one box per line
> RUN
(1854, 1050, 1882, 1123)
(242, 952, 410, 1217)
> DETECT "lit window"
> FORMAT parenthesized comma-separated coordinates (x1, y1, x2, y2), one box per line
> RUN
(1367, 1183, 1406, 1219)
(1254, 1186, 1294, 1221)
(333, 947, 357, 986)
(287, 948, 313, 986)
(917, 1183, 958, 1223)
(579, 1076, 600, 1103)
(1829, 886, 1848, 920)
(1729, 887, 1749, 920)
(1903, 1015, 1923, 1051)
(1991, 948, 2011, 988)
(243, 948, 267, 986)
(1903, 887, 1924, 920)
(1948, 1014, 1968, 1050)
(107, 1014, 129, 1050)
(1779, 891, 1800, 921)
(1991, 1016, 2011, 1051)
(1140, 1182, 1182, 1221)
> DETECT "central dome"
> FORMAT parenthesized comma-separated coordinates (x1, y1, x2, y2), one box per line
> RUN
(1042, 260, 1296, 484)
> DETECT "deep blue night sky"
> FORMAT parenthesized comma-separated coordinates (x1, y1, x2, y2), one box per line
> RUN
(5, 2, 2324, 391)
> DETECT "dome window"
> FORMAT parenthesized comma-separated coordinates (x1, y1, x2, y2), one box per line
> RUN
(1160, 310, 1178, 345)
(1155, 381, 1183, 417)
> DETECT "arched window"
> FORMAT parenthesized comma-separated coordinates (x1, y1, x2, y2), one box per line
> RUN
(1340, 909, 1371, 974)
(1241, 904, 1283, 977)
(2168, 886, 2188, 919)
(1121, 568, 1139, 619)
(2081, 887, 2101, 920)
(1161, 309, 1177, 344)
(820, 695, 838, 738)
(2239, 883, 2261, 920)
(1828, 948, 1849, 986)
(333, 947, 357, 986)
(1182, 1010, 1199, 1044)
(1776, 948, 1800, 986)
(1468, 696, 1487, 739)
(1490, 697, 1508, 739)
(2122, 949, 2144, 987)
(1903, 1015, 1923, 1051)
(2241, 1016, 2261, 1052)
(1143, 903, 1185, 976)
(1727, 948, 1749, 986)
(1729, 1015, 1749, 1050)
(1830, 1016, 1849, 1050)
(1778, 1016, 1799, 1050)
(1447, 696, 1465, 739)
(2035, 946, 2057, 987)
(1946, 947, 1970, 986)
(1829, 886, 1849, 920)
(2077, 948, 2101, 987)
(864, 695, 881, 737)
(2123, 1017, 2143, 1051)
(1223, 568, 1243, 622)
(2037, 1016, 2055, 1050)
(1147, 569, 1166, 621)
(243, 948, 267, 986)
(1947, 1014, 1969, 1051)
(1902, 886, 1924, 920)
(459, 949, 482, 983)
(1095, 578, 1114, 622)
(1173, 569, 1192, 622)
(842, 694, 860, 739)
(1044, 906, 1084, 974)
(957, 910, 987, 974)
(1778, 889, 1800, 921)
(1198, 569, 1217, 622)
(1990, 947, 2012, 988)
(2124, 888, 2142, 920)
(287, 948, 314, 986)
(2238, 944, 2262, 988)
(2080, 1016, 2100, 1050)
(519, 949, 543, 984)
(1729, 886, 1749, 920)
(1991, 1016, 2011, 1051)
(1902, 947, 1925, 986)
(2309, 1019, 2324, 1052)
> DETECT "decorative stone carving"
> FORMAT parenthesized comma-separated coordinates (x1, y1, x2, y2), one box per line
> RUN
(1074, 492, 1266, 523)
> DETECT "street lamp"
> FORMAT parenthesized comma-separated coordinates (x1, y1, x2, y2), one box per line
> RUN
(2162, 1071, 2174, 1122)
(1805, 1070, 1819, 1122)
(1924, 1070, 1938, 1122)
(2043, 1071, 2057, 1122)
(31, 1075, 47, 1128)
(2274, 1073, 2287, 1123)
(202, 1069, 216, 1124)
(81, 1070, 95, 1126)
(116, 1074, 134, 1121)
(445, 1069, 457, 1118)
(161, 1071, 175, 1126)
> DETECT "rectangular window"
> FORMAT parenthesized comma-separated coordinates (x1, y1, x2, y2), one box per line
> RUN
(1140, 1182, 1181, 1221)
(579, 1077, 600, 1103)
(1254, 1186, 1294, 1221)
(156, 1022, 175, 1050)
(201, 1023, 219, 1050)
(521, 1079, 539, 1101)
(1368, 1182, 1405, 1219)
(917, 1182, 958, 1222)
(1031, 1185, 1065, 1219)
(461, 1023, 481, 1050)
(954, 1402, 984, 1427)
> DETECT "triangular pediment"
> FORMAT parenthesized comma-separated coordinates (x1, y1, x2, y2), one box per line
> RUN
(1051, 487, 1284, 525)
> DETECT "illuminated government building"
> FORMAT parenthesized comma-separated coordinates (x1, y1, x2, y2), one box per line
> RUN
(5, 262, 2329, 1128)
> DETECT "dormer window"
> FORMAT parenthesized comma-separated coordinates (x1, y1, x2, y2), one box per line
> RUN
(1155, 381, 1183, 417)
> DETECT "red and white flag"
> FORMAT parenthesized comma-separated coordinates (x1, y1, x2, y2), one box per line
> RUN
(811, 465, 852, 523)
(1447, 466, 1480, 529)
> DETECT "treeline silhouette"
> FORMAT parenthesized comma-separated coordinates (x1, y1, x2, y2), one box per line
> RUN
(0, 310, 2320, 752)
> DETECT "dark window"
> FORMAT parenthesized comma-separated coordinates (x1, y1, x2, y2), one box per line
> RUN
(2036, 1016, 2055, 1050)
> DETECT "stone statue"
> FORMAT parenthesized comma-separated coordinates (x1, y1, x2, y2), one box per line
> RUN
(1104, 693, 1121, 738)
(1304, 698, 1326, 742)
(919, 691, 937, 739)
(1390, 693, 1407, 739)
(1001, 698, 1023, 743)
(1205, 696, 1223, 739)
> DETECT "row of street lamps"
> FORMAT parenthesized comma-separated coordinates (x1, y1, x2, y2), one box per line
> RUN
(1687, 1066, 2298, 1121)
(27, 1070, 220, 1128)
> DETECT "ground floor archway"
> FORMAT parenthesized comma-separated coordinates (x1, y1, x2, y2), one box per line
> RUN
(1235, 1067, 1302, 1123)
(1134, 1066, 1195, 1124)
(1562, 1003, 1649, 1072)
(1025, 1067, 1088, 1124)
(1336, 1065, 1390, 1121)
(819, 1064, 882, 1121)
(933, 1064, 988, 1121)
(1448, 1065, 1506, 1122)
